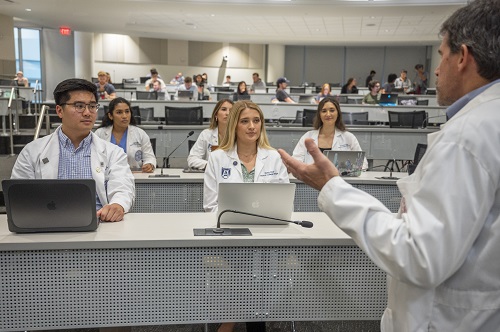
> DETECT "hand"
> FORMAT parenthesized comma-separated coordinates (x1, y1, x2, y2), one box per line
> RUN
(97, 203, 125, 222)
(278, 138, 339, 191)
(142, 163, 154, 173)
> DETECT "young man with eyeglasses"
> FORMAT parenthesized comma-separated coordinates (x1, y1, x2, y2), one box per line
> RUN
(11, 78, 135, 223)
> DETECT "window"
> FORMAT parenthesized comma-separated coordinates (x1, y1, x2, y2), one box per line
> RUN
(14, 27, 42, 89)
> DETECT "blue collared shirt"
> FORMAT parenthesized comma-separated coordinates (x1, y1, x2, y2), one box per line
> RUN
(446, 79, 500, 119)
(57, 129, 102, 209)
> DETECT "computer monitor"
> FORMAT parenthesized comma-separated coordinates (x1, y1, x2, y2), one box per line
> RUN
(302, 109, 317, 127)
(298, 95, 315, 104)
(236, 94, 251, 101)
(139, 77, 149, 84)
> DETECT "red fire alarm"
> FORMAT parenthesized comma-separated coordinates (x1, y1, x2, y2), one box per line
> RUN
(59, 27, 72, 36)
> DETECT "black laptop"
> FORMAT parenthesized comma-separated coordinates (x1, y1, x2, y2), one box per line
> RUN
(2, 179, 99, 233)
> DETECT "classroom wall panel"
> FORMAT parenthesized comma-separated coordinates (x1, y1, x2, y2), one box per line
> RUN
(228, 43, 249, 68)
(138, 37, 162, 64)
(345, 47, 385, 87)
(383, 46, 427, 81)
(248, 44, 264, 69)
(304, 46, 344, 87)
(168, 40, 189, 66)
(188, 41, 224, 67)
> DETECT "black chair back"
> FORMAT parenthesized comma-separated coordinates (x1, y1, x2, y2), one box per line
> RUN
(342, 112, 369, 125)
(388, 110, 427, 128)
(408, 143, 428, 175)
(136, 91, 157, 100)
(140, 107, 155, 122)
(188, 140, 196, 153)
(302, 109, 317, 127)
(165, 106, 203, 125)
(290, 87, 306, 94)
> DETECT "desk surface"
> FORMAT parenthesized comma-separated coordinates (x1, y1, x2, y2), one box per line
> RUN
(134, 168, 408, 185)
(0, 212, 353, 251)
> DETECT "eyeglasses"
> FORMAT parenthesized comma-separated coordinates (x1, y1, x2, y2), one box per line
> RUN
(60, 102, 100, 113)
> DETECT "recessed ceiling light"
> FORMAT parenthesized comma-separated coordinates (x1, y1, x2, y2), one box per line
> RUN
(210, 14, 215, 17)
(25, 8, 32, 12)
(366, 23, 376, 27)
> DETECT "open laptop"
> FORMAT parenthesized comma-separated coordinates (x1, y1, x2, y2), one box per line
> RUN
(379, 93, 398, 106)
(217, 183, 296, 225)
(2, 179, 99, 233)
(323, 150, 366, 177)
(178, 90, 194, 100)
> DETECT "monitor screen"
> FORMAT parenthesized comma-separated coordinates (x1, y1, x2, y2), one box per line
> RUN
(178, 90, 194, 100)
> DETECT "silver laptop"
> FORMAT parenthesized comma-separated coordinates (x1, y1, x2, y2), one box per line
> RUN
(2, 179, 99, 233)
(217, 183, 296, 225)
(323, 150, 366, 177)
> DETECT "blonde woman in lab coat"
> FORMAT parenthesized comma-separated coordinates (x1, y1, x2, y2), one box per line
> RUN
(203, 100, 289, 212)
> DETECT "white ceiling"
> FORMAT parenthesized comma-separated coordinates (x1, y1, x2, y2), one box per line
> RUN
(1, 0, 467, 46)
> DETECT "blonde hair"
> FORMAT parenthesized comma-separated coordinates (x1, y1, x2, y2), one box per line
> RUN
(209, 99, 233, 129)
(219, 101, 272, 151)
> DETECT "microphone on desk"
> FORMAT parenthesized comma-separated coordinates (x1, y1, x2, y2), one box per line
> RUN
(193, 209, 313, 237)
(149, 131, 194, 178)
(376, 158, 400, 180)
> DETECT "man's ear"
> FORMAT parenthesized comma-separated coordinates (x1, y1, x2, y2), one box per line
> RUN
(457, 44, 471, 72)
(55, 105, 63, 119)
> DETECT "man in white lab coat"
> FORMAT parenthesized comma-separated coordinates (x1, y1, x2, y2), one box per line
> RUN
(11, 78, 135, 222)
(278, 0, 500, 330)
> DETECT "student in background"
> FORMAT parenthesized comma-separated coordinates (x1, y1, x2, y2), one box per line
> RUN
(204, 100, 289, 213)
(223, 75, 232, 86)
(292, 97, 367, 168)
(315, 83, 333, 103)
(413, 64, 428, 95)
(152, 80, 169, 100)
(176, 76, 198, 100)
(145, 69, 166, 92)
(394, 69, 412, 93)
(95, 71, 116, 100)
(95, 97, 156, 173)
(341, 78, 358, 94)
(279, 0, 500, 329)
(11, 78, 134, 222)
(365, 70, 376, 87)
(275, 77, 295, 103)
(13, 71, 29, 87)
(170, 72, 184, 85)
(232, 81, 250, 101)
(381, 73, 398, 94)
(250, 72, 266, 93)
(362, 80, 381, 105)
(187, 99, 234, 170)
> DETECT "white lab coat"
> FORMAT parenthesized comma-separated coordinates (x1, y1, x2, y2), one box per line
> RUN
(11, 126, 135, 212)
(203, 145, 289, 212)
(94, 125, 156, 170)
(187, 128, 218, 170)
(318, 82, 500, 331)
(292, 129, 368, 169)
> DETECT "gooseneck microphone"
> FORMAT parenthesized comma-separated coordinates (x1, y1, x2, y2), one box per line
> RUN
(216, 209, 313, 230)
(166, 130, 194, 168)
(149, 131, 194, 178)
(377, 158, 400, 180)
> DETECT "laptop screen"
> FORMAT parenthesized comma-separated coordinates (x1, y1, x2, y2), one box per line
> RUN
(379, 93, 398, 106)
(323, 150, 366, 177)
(217, 183, 295, 225)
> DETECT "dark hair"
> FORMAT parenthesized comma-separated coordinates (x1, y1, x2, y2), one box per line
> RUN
(53, 78, 98, 106)
(388, 73, 398, 83)
(414, 64, 424, 70)
(150, 68, 158, 75)
(314, 97, 346, 131)
(184, 76, 193, 83)
(370, 70, 376, 75)
(346, 77, 355, 86)
(440, 0, 500, 81)
(401, 70, 408, 74)
(236, 81, 248, 95)
(100, 97, 137, 128)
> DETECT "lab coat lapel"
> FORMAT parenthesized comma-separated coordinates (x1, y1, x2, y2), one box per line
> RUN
(254, 148, 269, 179)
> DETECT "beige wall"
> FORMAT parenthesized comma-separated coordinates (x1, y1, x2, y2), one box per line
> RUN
(0, 14, 16, 78)
(92, 33, 266, 85)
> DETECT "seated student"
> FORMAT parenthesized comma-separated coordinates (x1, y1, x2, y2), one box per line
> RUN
(204, 100, 289, 212)
(274, 77, 295, 103)
(13, 71, 29, 87)
(95, 70, 116, 100)
(11, 78, 135, 222)
(170, 72, 184, 85)
(152, 80, 169, 100)
(394, 69, 413, 93)
(362, 80, 381, 105)
(204, 101, 289, 332)
(145, 69, 167, 92)
(232, 81, 250, 101)
(315, 83, 333, 103)
(197, 83, 213, 101)
(292, 96, 367, 169)
(187, 99, 234, 170)
(95, 97, 156, 173)
(176, 76, 198, 100)
(381, 73, 398, 94)
(340, 78, 358, 94)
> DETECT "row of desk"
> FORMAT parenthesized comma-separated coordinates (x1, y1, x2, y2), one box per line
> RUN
(0, 211, 387, 331)
(132, 169, 405, 214)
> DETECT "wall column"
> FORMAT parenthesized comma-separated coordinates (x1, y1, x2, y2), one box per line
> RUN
(0, 14, 16, 79)
(75, 31, 94, 81)
(267, 44, 285, 84)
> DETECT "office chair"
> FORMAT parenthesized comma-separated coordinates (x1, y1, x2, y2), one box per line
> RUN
(408, 143, 427, 175)
(342, 112, 369, 125)
(416, 99, 429, 106)
(140, 107, 155, 123)
(131, 106, 141, 125)
(388, 110, 427, 129)
(149, 137, 157, 156)
(165, 106, 203, 125)
(302, 109, 317, 127)
(188, 140, 196, 153)
(290, 87, 306, 94)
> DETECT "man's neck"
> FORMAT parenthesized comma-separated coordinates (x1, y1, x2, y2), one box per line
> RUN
(61, 127, 90, 148)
